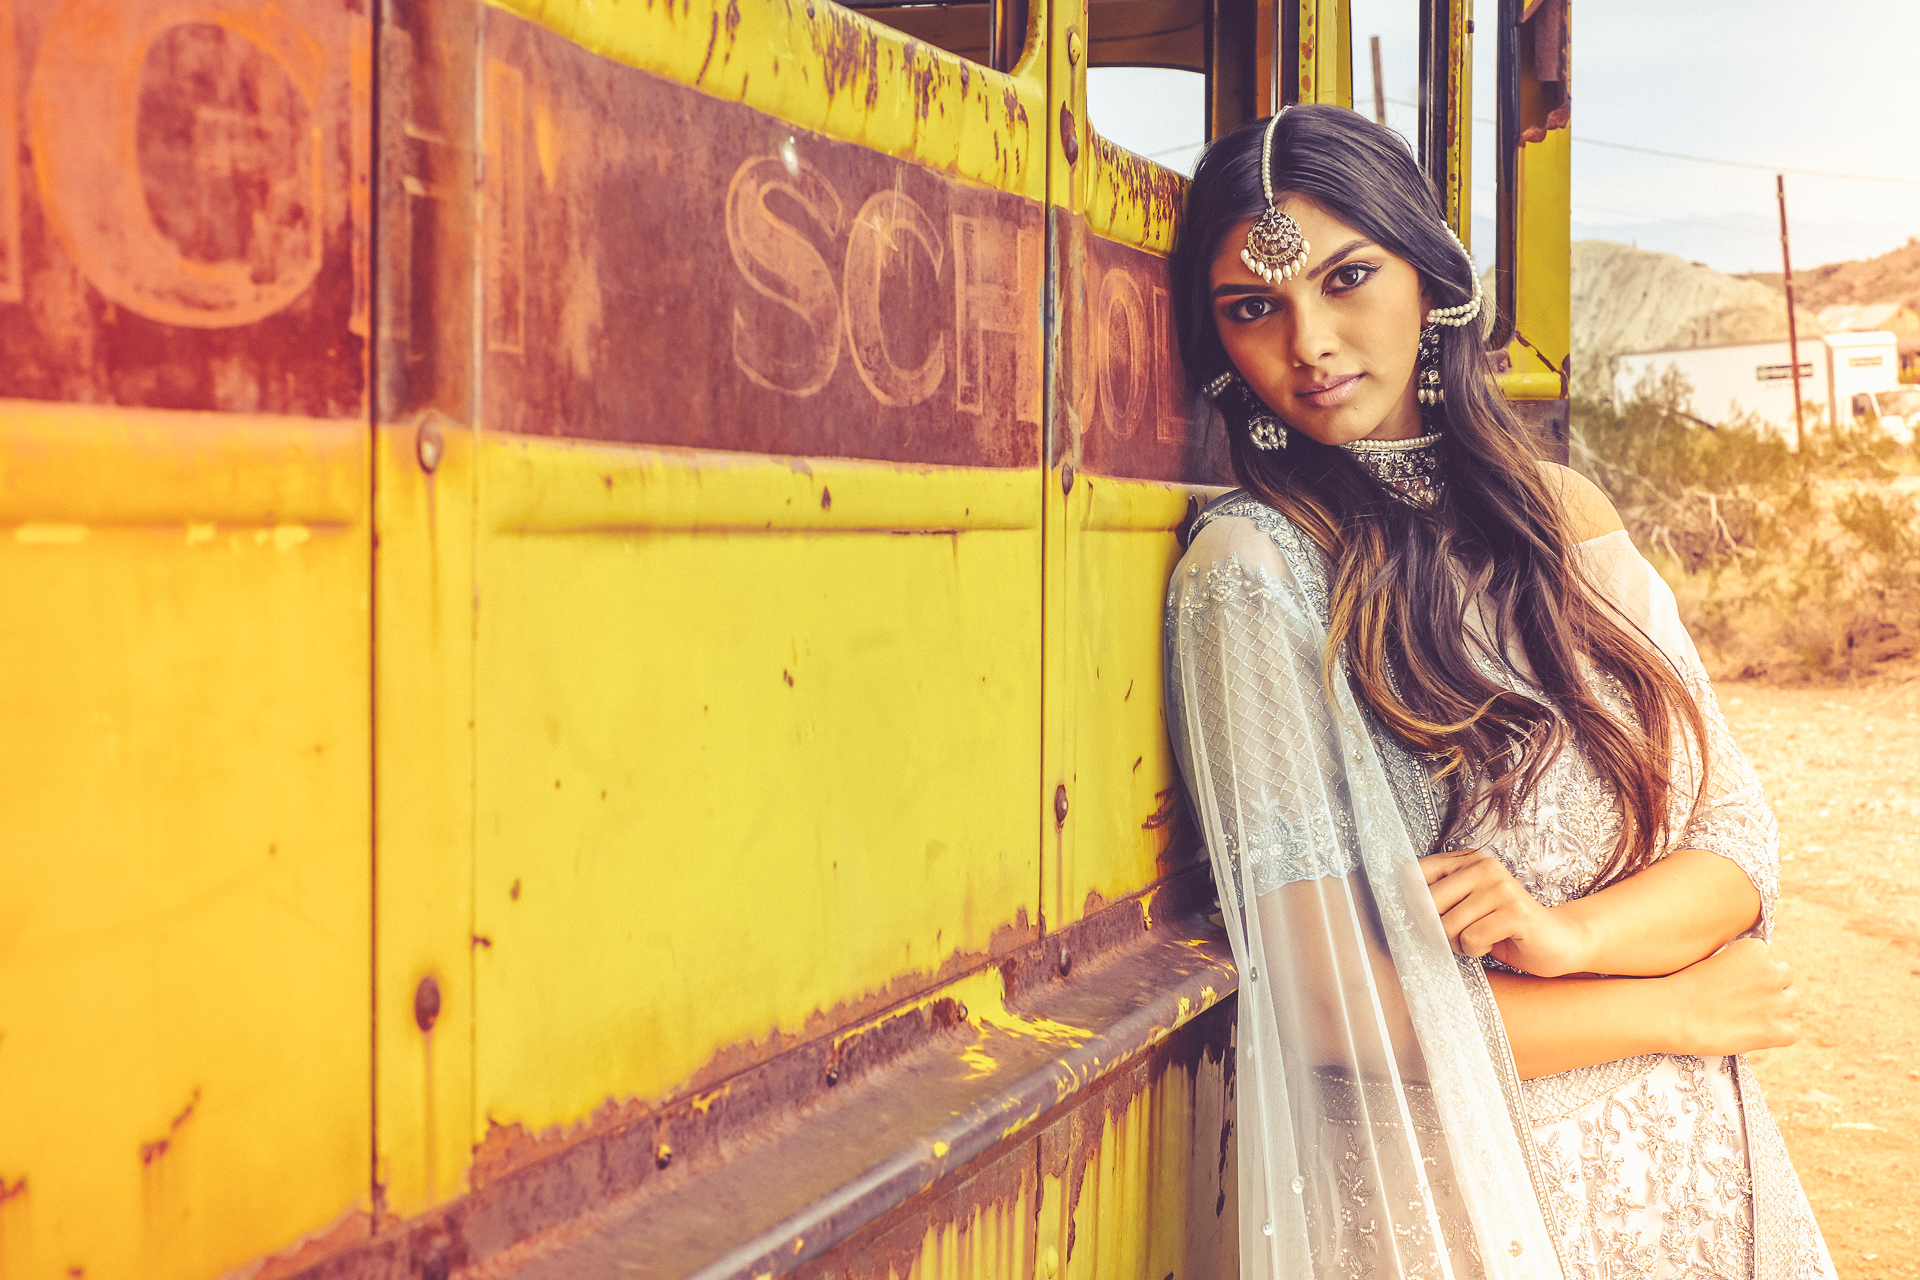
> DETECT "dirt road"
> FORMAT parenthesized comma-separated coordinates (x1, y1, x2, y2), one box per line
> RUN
(1722, 679, 1920, 1278)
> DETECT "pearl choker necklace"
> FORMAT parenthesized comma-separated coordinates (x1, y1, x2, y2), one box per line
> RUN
(1340, 432, 1443, 506)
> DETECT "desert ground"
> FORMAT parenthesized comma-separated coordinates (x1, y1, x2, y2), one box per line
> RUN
(1723, 677, 1920, 1278)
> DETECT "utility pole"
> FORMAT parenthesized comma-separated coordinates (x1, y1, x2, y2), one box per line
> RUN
(1776, 174, 1806, 452)
(1370, 36, 1387, 125)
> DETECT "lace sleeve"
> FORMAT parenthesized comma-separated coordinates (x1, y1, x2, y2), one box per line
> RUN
(1672, 671, 1781, 940)
(1577, 531, 1781, 939)
(1168, 515, 1361, 903)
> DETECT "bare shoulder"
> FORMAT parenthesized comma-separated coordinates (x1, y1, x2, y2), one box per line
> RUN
(1536, 461, 1624, 542)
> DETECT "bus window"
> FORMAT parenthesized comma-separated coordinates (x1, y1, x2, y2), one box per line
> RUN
(844, 0, 1030, 69)
(1088, 68, 1206, 174)
(1349, 0, 1422, 155)
(1087, 0, 1205, 71)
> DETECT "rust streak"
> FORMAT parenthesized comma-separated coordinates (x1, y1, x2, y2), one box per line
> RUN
(693, 11, 719, 84)
(138, 1088, 201, 1167)
(808, 8, 882, 110)
(469, 908, 1037, 1186)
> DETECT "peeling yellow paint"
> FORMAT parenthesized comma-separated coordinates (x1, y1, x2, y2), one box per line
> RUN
(491, 0, 1043, 201)
(1, 403, 372, 1280)
(947, 969, 1093, 1047)
(961, 1044, 1000, 1081)
(14, 523, 88, 544)
(473, 435, 1042, 1139)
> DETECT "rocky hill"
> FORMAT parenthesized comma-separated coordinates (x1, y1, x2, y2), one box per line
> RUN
(1740, 236, 1920, 313)
(1569, 241, 1824, 402)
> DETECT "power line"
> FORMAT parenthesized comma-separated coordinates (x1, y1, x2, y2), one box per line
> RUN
(1142, 110, 1920, 187)
(1570, 136, 1920, 185)
(1386, 97, 1920, 185)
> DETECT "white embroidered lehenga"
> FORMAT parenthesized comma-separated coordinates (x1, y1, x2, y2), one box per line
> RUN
(1165, 473, 1835, 1280)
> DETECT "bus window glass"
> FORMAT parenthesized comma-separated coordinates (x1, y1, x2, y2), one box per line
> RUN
(1348, 0, 1421, 155)
(842, 0, 993, 65)
(1088, 67, 1206, 174)
(1470, 0, 1497, 273)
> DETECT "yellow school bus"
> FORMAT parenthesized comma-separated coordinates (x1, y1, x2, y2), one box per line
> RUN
(0, 0, 1569, 1275)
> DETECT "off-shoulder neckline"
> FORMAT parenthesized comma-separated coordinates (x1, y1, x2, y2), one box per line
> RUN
(1575, 528, 1632, 550)
(1196, 491, 1634, 553)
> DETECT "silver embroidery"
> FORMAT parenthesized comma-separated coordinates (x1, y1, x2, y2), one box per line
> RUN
(1180, 492, 1832, 1280)
(1524, 1055, 1664, 1126)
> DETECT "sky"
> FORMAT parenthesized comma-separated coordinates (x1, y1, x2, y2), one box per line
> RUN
(1086, 0, 1920, 276)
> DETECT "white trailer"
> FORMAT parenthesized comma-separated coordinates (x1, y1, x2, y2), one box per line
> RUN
(1610, 332, 1901, 444)
(1824, 330, 1901, 412)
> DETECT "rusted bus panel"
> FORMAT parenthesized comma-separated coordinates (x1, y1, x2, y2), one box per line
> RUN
(377, 0, 480, 425)
(797, 999, 1237, 1280)
(1041, 200, 1224, 932)
(1051, 472, 1213, 931)
(1071, 227, 1231, 485)
(1420, 0, 1472, 235)
(480, 7, 1042, 466)
(463, 0, 1051, 1186)
(269, 873, 1231, 1279)
(466, 436, 1045, 1182)
(1080, 134, 1185, 258)
(488, 0, 1043, 203)
(371, 416, 480, 1222)
(0, 404, 374, 1280)
(1034, 1001, 1237, 1280)
(803, 1133, 1040, 1280)
(1292, 0, 1352, 110)
(1042, 0, 1087, 218)
(1, 0, 379, 1275)
(369, 0, 483, 1224)
(0, 0, 368, 416)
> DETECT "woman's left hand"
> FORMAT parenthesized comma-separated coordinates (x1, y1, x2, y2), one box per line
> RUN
(1418, 849, 1591, 977)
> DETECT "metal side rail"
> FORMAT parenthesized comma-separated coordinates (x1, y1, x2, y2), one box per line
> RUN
(469, 869, 1238, 1280)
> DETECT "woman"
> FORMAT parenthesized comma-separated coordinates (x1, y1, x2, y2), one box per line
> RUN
(1164, 106, 1833, 1280)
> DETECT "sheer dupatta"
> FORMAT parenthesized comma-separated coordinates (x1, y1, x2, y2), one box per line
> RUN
(1166, 496, 1566, 1280)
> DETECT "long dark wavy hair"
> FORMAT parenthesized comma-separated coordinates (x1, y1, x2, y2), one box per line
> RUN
(1171, 106, 1705, 885)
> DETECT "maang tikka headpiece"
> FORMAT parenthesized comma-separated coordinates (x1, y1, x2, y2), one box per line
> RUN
(1240, 112, 1309, 282)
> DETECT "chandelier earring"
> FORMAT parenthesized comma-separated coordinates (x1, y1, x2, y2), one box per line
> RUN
(1416, 223, 1484, 407)
(1416, 324, 1444, 406)
(1203, 369, 1288, 451)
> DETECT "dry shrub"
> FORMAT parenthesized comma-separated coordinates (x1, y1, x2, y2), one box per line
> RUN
(1571, 370, 1920, 682)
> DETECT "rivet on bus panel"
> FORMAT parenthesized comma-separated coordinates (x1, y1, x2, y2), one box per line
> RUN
(416, 419, 444, 473)
(1067, 28, 1081, 64)
(1054, 783, 1069, 824)
(414, 976, 441, 1033)
(1060, 463, 1075, 495)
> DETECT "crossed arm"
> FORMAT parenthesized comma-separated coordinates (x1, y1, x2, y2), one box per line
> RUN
(1422, 846, 1796, 1079)
(1422, 464, 1796, 1080)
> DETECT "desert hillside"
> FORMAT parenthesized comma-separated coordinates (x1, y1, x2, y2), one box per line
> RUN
(1570, 241, 1824, 401)
(1741, 236, 1920, 313)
